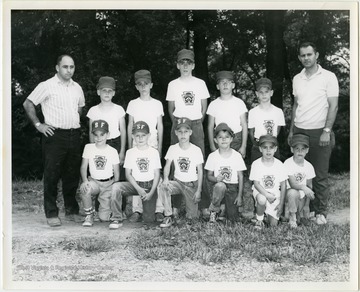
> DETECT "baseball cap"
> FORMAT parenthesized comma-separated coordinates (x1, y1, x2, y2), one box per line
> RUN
(259, 134, 278, 146)
(216, 71, 234, 82)
(255, 78, 272, 90)
(175, 117, 192, 130)
(291, 133, 309, 147)
(92, 120, 109, 133)
(177, 49, 195, 62)
(214, 123, 234, 137)
(135, 70, 152, 83)
(97, 76, 116, 90)
(132, 121, 150, 134)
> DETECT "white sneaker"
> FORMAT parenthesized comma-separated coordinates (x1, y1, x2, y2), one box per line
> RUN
(109, 220, 123, 229)
(82, 214, 93, 227)
(160, 216, 173, 228)
(209, 211, 217, 223)
(316, 214, 327, 225)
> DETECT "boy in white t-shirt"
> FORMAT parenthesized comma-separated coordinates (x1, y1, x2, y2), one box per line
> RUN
(284, 133, 316, 228)
(126, 70, 165, 223)
(80, 120, 120, 227)
(111, 121, 162, 229)
(248, 78, 285, 163)
(205, 123, 246, 223)
(249, 135, 287, 229)
(158, 117, 204, 228)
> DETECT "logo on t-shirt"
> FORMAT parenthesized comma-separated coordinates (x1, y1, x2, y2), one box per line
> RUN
(178, 157, 190, 172)
(263, 120, 275, 135)
(263, 175, 275, 189)
(219, 166, 232, 182)
(294, 172, 306, 183)
(182, 91, 195, 106)
(94, 155, 107, 170)
(137, 158, 150, 172)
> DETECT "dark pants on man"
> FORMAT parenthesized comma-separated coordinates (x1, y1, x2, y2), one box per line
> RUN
(42, 129, 81, 218)
(293, 126, 335, 217)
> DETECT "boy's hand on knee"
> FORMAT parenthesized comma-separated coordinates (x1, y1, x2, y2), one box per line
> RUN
(138, 188, 147, 200)
(193, 190, 201, 203)
(142, 191, 153, 201)
(234, 195, 243, 207)
(216, 174, 225, 182)
(80, 181, 91, 194)
(304, 187, 315, 200)
(266, 192, 276, 203)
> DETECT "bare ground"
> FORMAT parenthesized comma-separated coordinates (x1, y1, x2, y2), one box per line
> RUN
(9, 209, 350, 283)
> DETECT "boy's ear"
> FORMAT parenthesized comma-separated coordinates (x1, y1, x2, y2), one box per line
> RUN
(290, 147, 294, 154)
(189, 129, 193, 136)
(304, 147, 309, 154)
(216, 84, 220, 91)
(55, 65, 59, 72)
(149, 83, 153, 89)
(106, 132, 110, 138)
(97, 89, 101, 96)
(213, 137, 218, 144)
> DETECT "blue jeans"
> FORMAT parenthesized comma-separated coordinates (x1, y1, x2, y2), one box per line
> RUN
(294, 126, 335, 217)
(42, 129, 81, 218)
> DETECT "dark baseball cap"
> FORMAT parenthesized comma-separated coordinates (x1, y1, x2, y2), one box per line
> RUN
(97, 76, 116, 90)
(255, 78, 272, 90)
(175, 117, 192, 130)
(92, 120, 109, 133)
(132, 121, 150, 134)
(135, 70, 151, 83)
(177, 49, 195, 62)
(291, 133, 309, 147)
(214, 123, 234, 137)
(259, 134, 278, 146)
(216, 71, 234, 82)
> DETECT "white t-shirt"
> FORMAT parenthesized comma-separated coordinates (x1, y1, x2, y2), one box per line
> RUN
(126, 97, 164, 135)
(284, 156, 316, 189)
(293, 65, 339, 129)
(165, 143, 204, 182)
(205, 149, 246, 184)
(248, 104, 285, 139)
(166, 76, 210, 120)
(82, 144, 119, 180)
(123, 146, 161, 182)
(249, 158, 287, 197)
(206, 96, 248, 133)
(87, 104, 125, 139)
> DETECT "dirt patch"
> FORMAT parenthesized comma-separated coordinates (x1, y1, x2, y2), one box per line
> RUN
(7, 209, 350, 283)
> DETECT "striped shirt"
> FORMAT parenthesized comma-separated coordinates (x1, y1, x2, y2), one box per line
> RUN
(27, 74, 85, 129)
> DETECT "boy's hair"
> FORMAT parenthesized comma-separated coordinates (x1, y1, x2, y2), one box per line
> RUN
(97, 76, 116, 90)
(135, 70, 151, 83)
(255, 78, 272, 91)
(216, 71, 234, 83)
(299, 42, 317, 54)
(92, 120, 109, 134)
(214, 123, 234, 138)
(259, 134, 278, 146)
(132, 121, 150, 135)
(291, 133, 309, 148)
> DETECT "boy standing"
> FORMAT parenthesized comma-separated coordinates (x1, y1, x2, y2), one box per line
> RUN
(126, 69, 165, 223)
(158, 117, 204, 228)
(249, 135, 287, 229)
(284, 133, 316, 227)
(80, 120, 120, 227)
(248, 78, 285, 163)
(205, 123, 247, 222)
(207, 71, 248, 157)
(110, 121, 162, 229)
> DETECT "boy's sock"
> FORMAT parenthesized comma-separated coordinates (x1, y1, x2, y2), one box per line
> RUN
(256, 214, 264, 221)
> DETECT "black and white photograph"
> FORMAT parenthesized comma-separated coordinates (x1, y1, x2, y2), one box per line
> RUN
(2, 0, 358, 291)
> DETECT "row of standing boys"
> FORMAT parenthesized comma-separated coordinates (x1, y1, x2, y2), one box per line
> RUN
(80, 48, 317, 231)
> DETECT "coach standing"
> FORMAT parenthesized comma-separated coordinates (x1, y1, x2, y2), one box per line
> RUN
(288, 42, 339, 225)
(23, 55, 85, 227)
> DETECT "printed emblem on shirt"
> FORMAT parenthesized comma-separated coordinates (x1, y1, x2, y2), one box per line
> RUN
(182, 91, 195, 106)
(219, 166, 232, 182)
(137, 158, 150, 172)
(294, 172, 306, 183)
(178, 157, 190, 172)
(263, 120, 275, 135)
(94, 155, 107, 170)
(262, 175, 275, 189)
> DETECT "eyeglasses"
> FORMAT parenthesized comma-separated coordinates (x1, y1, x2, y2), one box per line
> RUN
(178, 59, 194, 65)
(136, 82, 150, 87)
(100, 89, 114, 94)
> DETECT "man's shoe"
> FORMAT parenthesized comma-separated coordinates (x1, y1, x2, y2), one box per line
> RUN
(209, 211, 217, 223)
(155, 212, 165, 222)
(254, 220, 264, 230)
(316, 214, 327, 225)
(160, 216, 173, 228)
(109, 220, 123, 229)
(47, 217, 61, 227)
(82, 214, 94, 227)
(129, 212, 142, 223)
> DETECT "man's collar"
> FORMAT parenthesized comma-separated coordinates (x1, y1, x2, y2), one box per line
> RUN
(300, 64, 323, 79)
(54, 74, 74, 85)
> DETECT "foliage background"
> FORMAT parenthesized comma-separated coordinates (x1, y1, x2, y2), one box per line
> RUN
(11, 9, 350, 179)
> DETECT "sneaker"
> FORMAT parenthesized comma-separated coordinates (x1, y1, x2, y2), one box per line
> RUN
(254, 220, 264, 230)
(160, 216, 173, 228)
(155, 212, 165, 222)
(93, 211, 100, 222)
(309, 211, 317, 221)
(209, 211, 217, 223)
(47, 217, 61, 227)
(82, 214, 93, 227)
(109, 220, 123, 229)
(289, 219, 297, 229)
(316, 214, 327, 225)
(218, 208, 226, 221)
(129, 212, 142, 223)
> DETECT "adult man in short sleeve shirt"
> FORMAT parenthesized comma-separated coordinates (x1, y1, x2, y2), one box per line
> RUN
(23, 55, 85, 227)
(288, 42, 339, 225)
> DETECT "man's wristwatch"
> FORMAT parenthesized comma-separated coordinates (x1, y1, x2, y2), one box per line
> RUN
(35, 122, 41, 128)
(323, 127, 331, 133)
